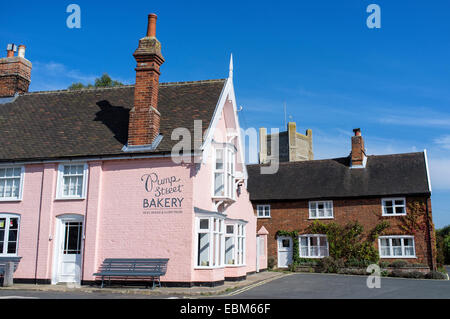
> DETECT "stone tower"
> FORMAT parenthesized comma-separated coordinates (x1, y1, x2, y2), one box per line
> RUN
(259, 122, 313, 164)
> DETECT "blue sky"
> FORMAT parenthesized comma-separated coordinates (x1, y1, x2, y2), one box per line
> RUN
(1, 1, 449, 227)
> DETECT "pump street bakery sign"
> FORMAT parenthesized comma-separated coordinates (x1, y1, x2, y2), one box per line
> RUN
(141, 173, 184, 212)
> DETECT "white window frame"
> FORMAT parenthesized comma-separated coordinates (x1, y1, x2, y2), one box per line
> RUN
(56, 163, 89, 200)
(195, 215, 225, 269)
(0, 214, 21, 256)
(309, 201, 334, 219)
(0, 166, 25, 202)
(378, 235, 416, 259)
(257, 205, 271, 218)
(299, 234, 329, 259)
(382, 198, 407, 216)
(212, 145, 236, 201)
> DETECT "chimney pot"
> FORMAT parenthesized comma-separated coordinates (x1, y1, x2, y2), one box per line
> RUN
(147, 14, 158, 38)
(18, 45, 26, 58)
(353, 128, 361, 136)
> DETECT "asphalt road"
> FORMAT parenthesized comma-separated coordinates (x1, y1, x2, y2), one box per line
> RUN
(223, 273, 450, 299)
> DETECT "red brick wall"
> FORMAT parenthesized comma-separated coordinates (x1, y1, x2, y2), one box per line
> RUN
(254, 196, 436, 268)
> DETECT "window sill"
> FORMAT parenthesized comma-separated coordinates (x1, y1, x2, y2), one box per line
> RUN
(308, 217, 334, 220)
(382, 214, 407, 217)
(212, 197, 236, 203)
(299, 256, 328, 259)
(225, 264, 246, 268)
(0, 199, 22, 203)
(194, 266, 226, 270)
(55, 197, 86, 202)
(257, 216, 271, 219)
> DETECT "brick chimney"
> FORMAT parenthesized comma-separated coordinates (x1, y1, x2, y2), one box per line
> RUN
(351, 128, 367, 168)
(0, 44, 32, 98)
(127, 14, 165, 149)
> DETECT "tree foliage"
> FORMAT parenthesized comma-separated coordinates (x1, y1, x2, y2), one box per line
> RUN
(436, 225, 450, 265)
(68, 73, 124, 90)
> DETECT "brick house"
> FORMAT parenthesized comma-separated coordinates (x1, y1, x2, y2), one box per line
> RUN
(0, 14, 264, 287)
(248, 128, 436, 270)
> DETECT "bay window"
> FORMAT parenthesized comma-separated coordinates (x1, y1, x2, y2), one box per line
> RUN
(299, 235, 329, 258)
(196, 216, 225, 268)
(0, 167, 24, 201)
(379, 236, 416, 258)
(0, 214, 20, 256)
(213, 145, 236, 200)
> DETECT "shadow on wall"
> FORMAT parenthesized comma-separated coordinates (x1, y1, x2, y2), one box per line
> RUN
(95, 100, 130, 145)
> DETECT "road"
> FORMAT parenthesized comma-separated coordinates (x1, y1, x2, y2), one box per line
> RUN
(222, 272, 450, 299)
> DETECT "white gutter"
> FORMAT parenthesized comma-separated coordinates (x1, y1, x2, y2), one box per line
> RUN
(0, 152, 203, 166)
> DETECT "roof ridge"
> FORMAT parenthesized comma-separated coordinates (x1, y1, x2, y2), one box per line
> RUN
(247, 152, 425, 167)
(22, 79, 227, 96)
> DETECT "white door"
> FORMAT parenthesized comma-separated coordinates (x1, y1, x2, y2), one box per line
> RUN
(54, 216, 84, 284)
(277, 237, 293, 268)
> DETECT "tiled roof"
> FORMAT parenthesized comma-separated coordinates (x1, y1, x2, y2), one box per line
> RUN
(247, 152, 430, 201)
(0, 79, 226, 162)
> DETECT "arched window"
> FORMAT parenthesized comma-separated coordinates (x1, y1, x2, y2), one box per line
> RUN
(0, 214, 20, 256)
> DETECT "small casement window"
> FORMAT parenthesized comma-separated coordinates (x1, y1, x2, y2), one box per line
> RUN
(213, 146, 236, 200)
(379, 236, 416, 258)
(57, 164, 88, 199)
(299, 235, 329, 258)
(0, 167, 24, 201)
(309, 201, 333, 219)
(257, 205, 271, 218)
(382, 198, 406, 216)
(0, 214, 20, 256)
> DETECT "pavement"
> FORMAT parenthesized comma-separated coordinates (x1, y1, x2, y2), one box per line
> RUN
(0, 271, 287, 299)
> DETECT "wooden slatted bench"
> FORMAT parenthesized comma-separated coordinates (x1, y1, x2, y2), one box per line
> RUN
(93, 258, 169, 289)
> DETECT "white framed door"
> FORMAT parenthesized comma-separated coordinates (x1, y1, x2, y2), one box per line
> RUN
(277, 236, 293, 268)
(52, 215, 84, 284)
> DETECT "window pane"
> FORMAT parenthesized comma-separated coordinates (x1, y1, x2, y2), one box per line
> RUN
(214, 173, 224, 196)
(225, 237, 235, 265)
(216, 149, 224, 170)
(282, 239, 290, 248)
(385, 207, 394, 214)
(198, 233, 210, 266)
(200, 219, 209, 230)
(226, 225, 234, 234)
(13, 168, 21, 177)
(395, 200, 404, 206)
(64, 222, 82, 254)
(0, 169, 5, 178)
(7, 242, 16, 254)
(395, 206, 405, 214)
(64, 166, 70, 175)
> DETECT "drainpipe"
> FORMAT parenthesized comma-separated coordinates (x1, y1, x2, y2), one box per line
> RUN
(425, 197, 436, 271)
(80, 164, 92, 285)
(34, 168, 46, 284)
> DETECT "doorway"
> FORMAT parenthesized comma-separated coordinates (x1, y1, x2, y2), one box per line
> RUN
(277, 236, 293, 268)
(52, 215, 84, 284)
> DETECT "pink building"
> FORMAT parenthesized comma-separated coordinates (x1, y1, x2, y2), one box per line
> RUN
(0, 14, 267, 287)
